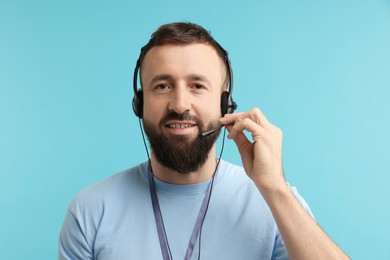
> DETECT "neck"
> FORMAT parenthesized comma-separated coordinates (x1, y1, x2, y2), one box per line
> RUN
(150, 146, 217, 185)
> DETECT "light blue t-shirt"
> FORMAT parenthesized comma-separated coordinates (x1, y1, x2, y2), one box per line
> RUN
(59, 160, 313, 259)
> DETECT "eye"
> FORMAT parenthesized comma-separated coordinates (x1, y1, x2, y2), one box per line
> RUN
(156, 83, 167, 89)
(191, 83, 206, 90)
(154, 83, 170, 91)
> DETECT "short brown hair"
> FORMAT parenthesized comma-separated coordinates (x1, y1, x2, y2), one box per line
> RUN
(138, 22, 227, 67)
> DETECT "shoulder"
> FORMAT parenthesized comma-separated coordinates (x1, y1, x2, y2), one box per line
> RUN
(218, 160, 310, 201)
(67, 162, 149, 216)
(215, 160, 263, 204)
(217, 160, 254, 188)
(216, 160, 312, 215)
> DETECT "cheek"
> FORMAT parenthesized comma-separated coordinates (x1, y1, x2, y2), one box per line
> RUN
(143, 98, 165, 121)
(196, 96, 222, 118)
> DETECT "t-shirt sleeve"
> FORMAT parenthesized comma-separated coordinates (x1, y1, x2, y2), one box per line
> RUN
(272, 231, 289, 260)
(58, 206, 94, 260)
(290, 185, 315, 220)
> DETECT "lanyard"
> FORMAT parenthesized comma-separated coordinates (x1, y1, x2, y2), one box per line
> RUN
(148, 163, 217, 260)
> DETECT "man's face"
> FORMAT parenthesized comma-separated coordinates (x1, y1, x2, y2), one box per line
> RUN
(141, 43, 226, 173)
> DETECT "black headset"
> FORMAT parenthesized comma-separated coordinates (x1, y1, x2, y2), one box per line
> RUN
(132, 43, 237, 118)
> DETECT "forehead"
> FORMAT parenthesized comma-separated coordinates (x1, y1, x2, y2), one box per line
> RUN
(140, 44, 225, 85)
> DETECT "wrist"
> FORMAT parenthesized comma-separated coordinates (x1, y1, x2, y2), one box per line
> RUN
(254, 178, 290, 203)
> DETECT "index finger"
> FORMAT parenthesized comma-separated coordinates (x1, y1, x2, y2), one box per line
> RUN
(220, 108, 269, 127)
(219, 112, 244, 125)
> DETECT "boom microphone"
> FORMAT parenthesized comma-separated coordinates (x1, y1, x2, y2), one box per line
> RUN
(201, 125, 223, 137)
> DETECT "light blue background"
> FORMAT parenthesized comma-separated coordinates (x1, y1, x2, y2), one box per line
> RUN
(1, 0, 389, 259)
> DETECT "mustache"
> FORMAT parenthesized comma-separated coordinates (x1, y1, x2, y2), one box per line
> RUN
(159, 111, 203, 128)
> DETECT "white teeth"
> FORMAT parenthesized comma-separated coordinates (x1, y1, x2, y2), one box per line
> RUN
(169, 124, 192, 129)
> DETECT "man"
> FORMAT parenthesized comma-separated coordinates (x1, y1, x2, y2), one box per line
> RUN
(59, 22, 349, 259)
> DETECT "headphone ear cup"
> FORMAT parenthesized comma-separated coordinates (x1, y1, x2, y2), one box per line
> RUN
(221, 91, 237, 116)
(132, 90, 144, 118)
(221, 91, 229, 116)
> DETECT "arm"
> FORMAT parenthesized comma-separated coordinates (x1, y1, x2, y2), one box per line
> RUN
(219, 108, 349, 260)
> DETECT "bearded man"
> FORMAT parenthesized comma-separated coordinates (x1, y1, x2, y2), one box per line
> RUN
(59, 22, 349, 260)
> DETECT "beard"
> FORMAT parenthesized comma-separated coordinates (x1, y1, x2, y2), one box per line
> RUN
(143, 111, 220, 174)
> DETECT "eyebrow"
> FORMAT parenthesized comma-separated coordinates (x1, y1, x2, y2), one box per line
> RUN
(148, 73, 212, 87)
(148, 74, 174, 86)
(186, 74, 211, 86)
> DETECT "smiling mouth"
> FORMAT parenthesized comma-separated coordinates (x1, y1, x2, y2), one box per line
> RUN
(167, 123, 195, 129)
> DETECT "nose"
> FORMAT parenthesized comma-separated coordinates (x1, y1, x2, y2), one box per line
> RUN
(168, 86, 191, 114)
